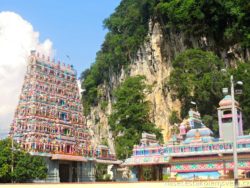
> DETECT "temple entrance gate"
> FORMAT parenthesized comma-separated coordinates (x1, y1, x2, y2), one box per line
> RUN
(138, 165, 162, 181)
(59, 163, 70, 182)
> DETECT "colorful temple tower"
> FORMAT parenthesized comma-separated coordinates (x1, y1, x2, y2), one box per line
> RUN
(123, 96, 250, 181)
(218, 95, 243, 141)
(10, 51, 119, 182)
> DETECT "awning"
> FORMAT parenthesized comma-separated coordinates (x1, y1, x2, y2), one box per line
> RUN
(122, 156, 170, 166)
(52, 154, 87, 162)
(96, 159, 122, 165)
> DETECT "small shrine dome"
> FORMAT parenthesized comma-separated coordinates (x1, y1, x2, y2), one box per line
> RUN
(219, 95, 239, 107)
(186, 127, 213, 138)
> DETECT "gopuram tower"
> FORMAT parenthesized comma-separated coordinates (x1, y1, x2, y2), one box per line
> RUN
(10, 51, 118, 182)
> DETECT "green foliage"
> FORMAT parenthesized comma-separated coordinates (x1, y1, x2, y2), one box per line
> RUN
(0, 138, 12, 183)
(163, 174, 170, 181)
(80, 0, 250, 141)
(0, 138, 47, 183)
(169, 49, 250, 133)
(109, 76, 162, 159)
(232, 62, 250, 133)
(142, 166, 153, 181)
(168, 49, 227, 133)
(81, 0, 157, 114)
(100, 100, 108, 111)
(169, 49, 226, 117)
(81, 0, 250, 116)
(95, 164, 110, 181)
(202, 115, 219, 136)
(101, 138, 109, 147)
(157, 0, 250, 46)
(169, 111, 181, 125)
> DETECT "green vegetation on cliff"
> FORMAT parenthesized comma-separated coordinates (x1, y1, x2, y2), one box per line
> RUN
(169, 49, 225, 115)
(233, 63, 250, 133)
(81, 0, 157, 114)
(82, 0, 250, 112)
(157, 0, 250, 47)
(168, 49, 226, 134)
(81, 0, 250, 137)
(109, 76, 162, 159)
(169, 49, 250, 134)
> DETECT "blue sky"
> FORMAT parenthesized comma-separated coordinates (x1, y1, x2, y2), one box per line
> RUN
(0, 1, 121, 138)
(0, 0, 121, 76)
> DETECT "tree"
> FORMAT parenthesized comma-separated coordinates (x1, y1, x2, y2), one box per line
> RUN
(157, 0, 250, 47)
(0, 138, 47, 183)
(168, 49, 226, 135)
(109, 76, 162, 159)
(168, 49, 250, 135)
(81, 0, 250, 117)
(95, 163, 110, 181)
(169, 49, 225, 115)
(81, 0, 157, 114)
(233, 62, 250, 133)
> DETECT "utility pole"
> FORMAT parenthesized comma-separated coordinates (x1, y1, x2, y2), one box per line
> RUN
(231, 75, 238, 188)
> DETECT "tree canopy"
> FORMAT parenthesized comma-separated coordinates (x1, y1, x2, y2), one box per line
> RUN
(81, 0, 250, 137)
(81, 0, 157, 114)
(168, 49, 250, 135)
(0, 138, 47, 183)
(109, 76, 162, 159)
(81, 0, 250, 115)
(233, 62, 250, 133)
(157, 0, 250, 47)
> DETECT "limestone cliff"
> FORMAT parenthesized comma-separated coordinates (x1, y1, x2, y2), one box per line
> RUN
(86, 17, 250, 153)
(86, 21, 183, 152)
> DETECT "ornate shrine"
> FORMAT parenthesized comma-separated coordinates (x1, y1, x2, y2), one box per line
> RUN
(9, 51, 119, 182)
(123, 95, 250, 181)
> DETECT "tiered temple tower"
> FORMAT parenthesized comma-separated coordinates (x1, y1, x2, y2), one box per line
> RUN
(10, 51, 90, 156)
(10, 51, 118, 182)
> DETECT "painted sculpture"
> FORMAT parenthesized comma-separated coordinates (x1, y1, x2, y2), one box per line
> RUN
(9, 51, 115, 161)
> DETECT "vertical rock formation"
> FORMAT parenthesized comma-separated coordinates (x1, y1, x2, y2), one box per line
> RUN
(87, 21, 182, 148)
(86, 16, 250, 150)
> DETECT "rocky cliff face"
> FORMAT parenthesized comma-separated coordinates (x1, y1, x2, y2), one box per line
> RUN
(86, 20, 250, 153)
(86, 21, 181, 152)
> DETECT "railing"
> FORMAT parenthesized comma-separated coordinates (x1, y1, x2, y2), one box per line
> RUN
(132, 138, 250, 157)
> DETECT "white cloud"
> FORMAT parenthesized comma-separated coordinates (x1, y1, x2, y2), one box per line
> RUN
(0, 11, 54, 138)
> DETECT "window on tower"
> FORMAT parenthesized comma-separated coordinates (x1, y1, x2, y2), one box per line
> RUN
(193, 120, 202, 129)
(60, 112, 67, 121)
(50, 70, 54, 75)
(59, 99, 65, 106)
(223, 110, 231, 115)
(222, 118, 232, 123)
(63, 128, 70, 135)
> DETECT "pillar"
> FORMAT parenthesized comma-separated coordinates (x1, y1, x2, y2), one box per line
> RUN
(218, 110, 223, 139)
(78, 161, 96, 182)
(44, 157, 60, 182)
(239, 112, 243, 135)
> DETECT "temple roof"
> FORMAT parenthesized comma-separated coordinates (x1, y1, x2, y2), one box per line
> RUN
(182, 109, 214, 144)
(219, 95, 239, 107)
(186, 127, 213, 138)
